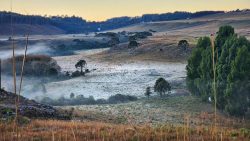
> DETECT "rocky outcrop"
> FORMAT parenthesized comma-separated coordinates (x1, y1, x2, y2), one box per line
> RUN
(0, 89, 71, 119)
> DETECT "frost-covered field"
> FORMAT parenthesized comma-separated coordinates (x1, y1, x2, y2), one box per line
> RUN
(45, 49, 187, 99)
(1, 48, 186, 100)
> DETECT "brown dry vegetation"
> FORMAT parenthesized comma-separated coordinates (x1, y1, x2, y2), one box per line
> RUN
(88, 35, 195, 63)
(110, 11, 250, 40)
(0, 119, 249, 141)
(0, 24, 65, 35)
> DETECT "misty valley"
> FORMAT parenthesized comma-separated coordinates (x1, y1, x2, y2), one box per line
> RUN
(0, 7, 250, 141)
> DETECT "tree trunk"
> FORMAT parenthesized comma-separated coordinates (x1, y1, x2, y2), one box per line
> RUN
(80, 66, 83, 74)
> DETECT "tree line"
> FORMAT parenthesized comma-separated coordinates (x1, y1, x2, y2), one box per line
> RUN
(0, 10, 231, 33)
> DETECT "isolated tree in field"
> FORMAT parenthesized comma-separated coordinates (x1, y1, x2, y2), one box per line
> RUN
(144, 87, 152, 99)
(178, 40, 189, 50)
(75, 60, 87, 74)
(154, 78, 171, 97)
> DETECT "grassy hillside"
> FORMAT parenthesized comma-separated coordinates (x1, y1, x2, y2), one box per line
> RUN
(110, 11, 250, 39)
(0, 10, 249, 35)
(0, 24, 65, 35)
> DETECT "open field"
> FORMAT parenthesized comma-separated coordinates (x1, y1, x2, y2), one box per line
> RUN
(50, 47, 187, 99)
(91, 35, 194, 63)
(62, 95, 250, 126)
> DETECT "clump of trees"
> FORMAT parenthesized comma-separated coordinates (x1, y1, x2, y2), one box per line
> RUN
(1, 55, 61, 76)
(40, 94, 138, 106)
(178, 40, 189, 50)
(186, 25, 250, 116)
(64, 59, 91, 78)
(154, 78, 171, 97)
(129, 32, 153, 40)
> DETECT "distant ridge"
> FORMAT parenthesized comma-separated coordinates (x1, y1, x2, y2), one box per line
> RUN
(0, 9, 249, 35)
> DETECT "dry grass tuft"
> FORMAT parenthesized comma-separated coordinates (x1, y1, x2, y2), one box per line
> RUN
(0, 119, 249, 141)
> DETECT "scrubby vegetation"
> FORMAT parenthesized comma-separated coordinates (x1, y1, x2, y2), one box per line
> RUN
(178, 40, 189, 50)
(144, 87, 152, 98)
(1, 55, 61, 76)
(1, 119, 249, 141)
(186, 26, 250, 116)
(40, 94, 138, 106)
(128, 40, 139, 48)
(128, 31, 153, 40)
(0, 89, 71, 120)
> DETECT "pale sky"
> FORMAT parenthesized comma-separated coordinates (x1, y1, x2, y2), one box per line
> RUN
(0, 0, 249, 21)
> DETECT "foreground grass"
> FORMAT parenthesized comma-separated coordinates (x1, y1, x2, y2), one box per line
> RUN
(0, 119, 249, 141)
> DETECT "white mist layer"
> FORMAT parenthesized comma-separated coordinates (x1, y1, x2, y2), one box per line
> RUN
(1, 49, 186, 100)
(0, 42, 52, 59)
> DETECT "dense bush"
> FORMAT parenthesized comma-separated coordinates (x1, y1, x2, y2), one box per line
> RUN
(129, 32, 153, 41)
(178, 40, 189, 50)
(128, 40, 139, 48)
(108, 94, 138, 104)
(71, 70, 82, 77)
(154, 78, 171, 97)
(186, 26, 250, 116)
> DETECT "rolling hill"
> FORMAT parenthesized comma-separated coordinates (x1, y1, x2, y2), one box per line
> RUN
(110, 11, 250, 39)
(0, 10, 249, 35)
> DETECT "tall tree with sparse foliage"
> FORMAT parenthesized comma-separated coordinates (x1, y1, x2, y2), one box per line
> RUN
(75, 60, 87, 74)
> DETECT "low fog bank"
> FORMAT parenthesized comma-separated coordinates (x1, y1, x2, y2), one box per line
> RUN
(0, 42, 187, 103)
(1, 75, 56, 99)
(0, 42, 52, 60)
(39, 94, 138, 106)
